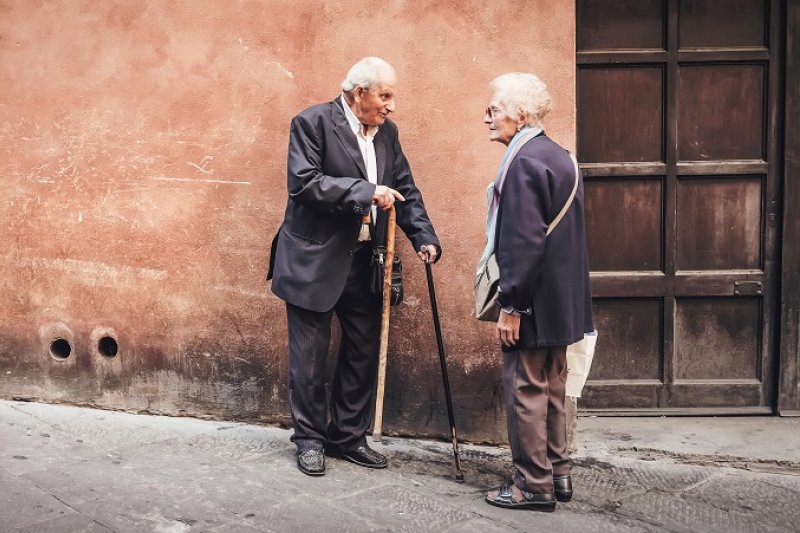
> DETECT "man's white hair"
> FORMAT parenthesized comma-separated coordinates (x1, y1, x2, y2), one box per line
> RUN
(490, 72, 552, 128)
(341, 57, 395, 92)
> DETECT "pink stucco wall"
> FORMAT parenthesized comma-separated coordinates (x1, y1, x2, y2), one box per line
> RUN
(0, 0, 575, 442)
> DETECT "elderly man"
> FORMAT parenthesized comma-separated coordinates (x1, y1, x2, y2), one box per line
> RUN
(267, 57, 441, 476)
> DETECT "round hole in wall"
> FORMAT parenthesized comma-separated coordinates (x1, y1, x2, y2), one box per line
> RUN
(49, 338, 72, 360)
(97, 336, 118, 358)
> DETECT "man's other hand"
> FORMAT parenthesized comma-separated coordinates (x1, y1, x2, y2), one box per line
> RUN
(418, 245, 438, 264)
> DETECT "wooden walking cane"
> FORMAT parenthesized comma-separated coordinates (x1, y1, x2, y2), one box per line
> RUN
(372, 204, 396, 442)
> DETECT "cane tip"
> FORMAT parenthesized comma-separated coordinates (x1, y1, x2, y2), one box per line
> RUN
(372, 433, 383, 443)
(455, 473, 465, 483)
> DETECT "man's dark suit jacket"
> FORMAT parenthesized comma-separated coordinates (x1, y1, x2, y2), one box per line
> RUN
(268, 98, 440, 313)
(494, 133, 594, 351)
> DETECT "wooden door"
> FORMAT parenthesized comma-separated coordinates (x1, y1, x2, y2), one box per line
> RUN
(577, 0, 783, 413)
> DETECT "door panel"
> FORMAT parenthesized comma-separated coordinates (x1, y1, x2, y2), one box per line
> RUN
(585, 179, 664, 271)
(677, 65, 765, 161)
(577, 67, 665, 163)
(675, 177, 763, 270)
(591, 298, 663, 381)
(678, 0, 767, 48)
(674, 298, 761, 380)
(577, 0, 780, 413)
(577, 0, 665, 50)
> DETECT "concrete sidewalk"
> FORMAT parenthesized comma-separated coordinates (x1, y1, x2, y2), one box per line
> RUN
(1, 400, 798, 532)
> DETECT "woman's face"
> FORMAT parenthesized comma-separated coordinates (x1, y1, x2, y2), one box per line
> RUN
(484, 99, 521, 145)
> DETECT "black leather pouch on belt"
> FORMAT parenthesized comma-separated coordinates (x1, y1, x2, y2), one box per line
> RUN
(370, 246, 403, 306)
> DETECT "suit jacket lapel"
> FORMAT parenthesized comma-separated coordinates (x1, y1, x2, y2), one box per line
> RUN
(330, 100, 367, 180)
(375, 133, 387, 185)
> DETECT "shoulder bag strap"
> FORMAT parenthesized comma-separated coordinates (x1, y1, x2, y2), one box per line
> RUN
(545, 153, 580, 236)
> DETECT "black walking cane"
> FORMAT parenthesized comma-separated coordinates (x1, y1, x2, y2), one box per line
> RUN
(421, 245, 464, 482)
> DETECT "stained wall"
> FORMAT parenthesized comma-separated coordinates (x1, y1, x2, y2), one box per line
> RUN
(0, 0, 575, 442)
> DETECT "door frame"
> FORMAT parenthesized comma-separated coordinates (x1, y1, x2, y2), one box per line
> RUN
(778, 0, 800, 415)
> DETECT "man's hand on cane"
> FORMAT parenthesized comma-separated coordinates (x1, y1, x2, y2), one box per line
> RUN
(373, 185, 404, 210)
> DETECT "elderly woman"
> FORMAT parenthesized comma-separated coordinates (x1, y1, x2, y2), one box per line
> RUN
(478, 73, 593, 511)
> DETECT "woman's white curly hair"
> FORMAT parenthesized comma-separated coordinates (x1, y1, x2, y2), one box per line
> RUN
(489, 72, 552, 128)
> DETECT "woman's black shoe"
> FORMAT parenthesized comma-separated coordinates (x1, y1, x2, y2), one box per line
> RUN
(554, 475, 573, 502)
(485, 484, 556, 512)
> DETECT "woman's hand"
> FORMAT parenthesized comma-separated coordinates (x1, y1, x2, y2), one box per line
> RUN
(496, 311, 520, 347)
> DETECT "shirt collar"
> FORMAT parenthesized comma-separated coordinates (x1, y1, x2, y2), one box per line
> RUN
(340, 94, 378, 139)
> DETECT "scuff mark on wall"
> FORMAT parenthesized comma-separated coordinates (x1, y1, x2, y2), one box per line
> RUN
(151, 176, 252, 185)
(17, 257, 167, 287)
(271, 61, 294, 79)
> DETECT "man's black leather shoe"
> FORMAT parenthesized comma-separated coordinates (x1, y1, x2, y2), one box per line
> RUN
(553, 475, 572, 502)
(327, 444, 388, 469)
(297, 449, 325, 476)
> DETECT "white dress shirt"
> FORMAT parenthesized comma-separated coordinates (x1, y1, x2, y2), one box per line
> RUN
(341, 95, 379, 226)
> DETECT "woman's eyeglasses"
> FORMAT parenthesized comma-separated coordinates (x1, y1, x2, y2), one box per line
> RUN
(485, 106, 503, 119)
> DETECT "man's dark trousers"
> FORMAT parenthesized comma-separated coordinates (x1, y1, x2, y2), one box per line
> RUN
(286, 245, 380, 453)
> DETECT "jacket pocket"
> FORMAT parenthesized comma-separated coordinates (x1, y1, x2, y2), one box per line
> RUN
(288, 231, 322, 245)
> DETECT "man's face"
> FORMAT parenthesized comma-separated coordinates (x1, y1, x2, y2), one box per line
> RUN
(354, 71, 397, 127)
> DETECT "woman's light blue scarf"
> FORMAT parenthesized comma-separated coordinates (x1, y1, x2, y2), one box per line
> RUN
(476, 126, 542, 274)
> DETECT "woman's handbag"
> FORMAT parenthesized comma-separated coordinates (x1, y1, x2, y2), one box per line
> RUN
(475, 255, 501, 321)
(475, 153, 580, 321)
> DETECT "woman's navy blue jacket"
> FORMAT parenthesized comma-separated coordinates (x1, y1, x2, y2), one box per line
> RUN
(494, 133, 594, 351)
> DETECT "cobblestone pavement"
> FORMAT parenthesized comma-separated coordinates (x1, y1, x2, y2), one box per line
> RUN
(1, 400, 798, 532)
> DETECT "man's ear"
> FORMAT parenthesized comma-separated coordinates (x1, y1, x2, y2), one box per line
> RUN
(354, 86, 365, 102)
